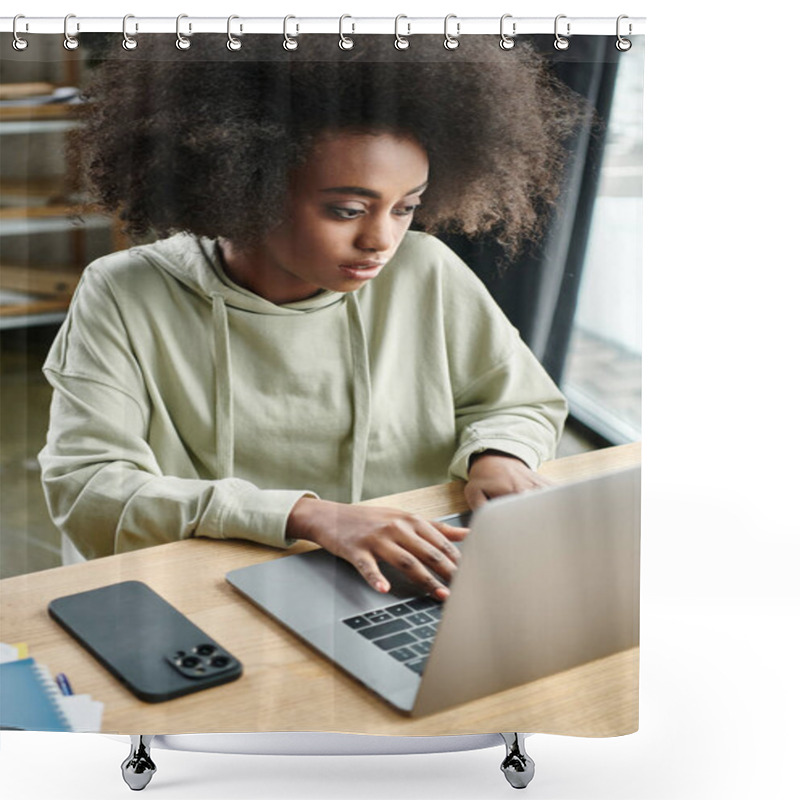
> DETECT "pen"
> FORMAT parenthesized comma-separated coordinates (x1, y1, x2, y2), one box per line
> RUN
(55, 672, 73, 696)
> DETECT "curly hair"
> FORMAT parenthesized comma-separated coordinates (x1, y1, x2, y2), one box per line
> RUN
(74, 34, 586, 259)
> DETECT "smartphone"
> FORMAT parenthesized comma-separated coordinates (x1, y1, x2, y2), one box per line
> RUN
(48, 580, 242, 702)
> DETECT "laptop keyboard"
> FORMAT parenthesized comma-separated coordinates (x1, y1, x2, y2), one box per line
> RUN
(342, 596, 443, 675)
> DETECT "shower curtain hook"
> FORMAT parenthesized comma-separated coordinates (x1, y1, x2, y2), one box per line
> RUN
(443, 14, 460, 50)
(63, 14, 79, 50)
(176, 14, 191, 50)
(283, 15, 299, 50)
(394, 15, 410, 50)
(616, 14, 632, 51)
(339, 15, 355, 50)
(122, 15, 138, 50)
(12, 15, 28, 51)
(499, 14, 516, 50)
(227, 15, 242, 50)
(554, 14, 570, 50)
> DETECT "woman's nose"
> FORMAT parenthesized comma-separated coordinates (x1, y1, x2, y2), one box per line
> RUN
(355, 215, 394, 253)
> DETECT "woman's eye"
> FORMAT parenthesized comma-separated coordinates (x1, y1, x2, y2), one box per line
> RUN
(328, 206, 364, 220)
(393, 204, 421, 217)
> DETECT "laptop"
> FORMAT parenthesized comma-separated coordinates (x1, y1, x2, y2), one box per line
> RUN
(226, 466, 640, 716)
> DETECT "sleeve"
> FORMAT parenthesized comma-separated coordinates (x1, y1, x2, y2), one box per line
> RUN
(437, 248, 569, 481)
(38, 263, 312, 561)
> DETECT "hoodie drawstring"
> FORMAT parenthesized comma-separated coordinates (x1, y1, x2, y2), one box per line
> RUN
(210, 286, 370, 501)
(346, 293, 371, 504)
(211, 293, 235, 479)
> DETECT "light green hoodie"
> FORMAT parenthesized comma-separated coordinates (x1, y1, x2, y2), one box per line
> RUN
(39, 231, 567, 559)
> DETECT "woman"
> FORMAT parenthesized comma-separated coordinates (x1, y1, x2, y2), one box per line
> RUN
(40, 34, 582, 599)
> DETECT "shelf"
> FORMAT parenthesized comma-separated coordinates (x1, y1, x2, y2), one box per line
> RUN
(0, 297, 71, 317)
(0, 119, 80, 135)
(0, 287, 71, 330)
(0, 204, 101, 220)
(0, 263, 82, 297)
(0, 76, 111, 331)
(0, 214, 110, 237)
(0, 103, 79, 122)
(0, 176, 69, 200)
(0, 82, 58, 101)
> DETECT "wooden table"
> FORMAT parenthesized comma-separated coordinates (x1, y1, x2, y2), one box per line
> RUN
(0, 443, 641, 737)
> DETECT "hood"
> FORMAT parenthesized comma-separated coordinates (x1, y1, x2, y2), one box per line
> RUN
(132, 233, 346, 315)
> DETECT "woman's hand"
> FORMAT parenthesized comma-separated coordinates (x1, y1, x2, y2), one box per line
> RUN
(287, 498, 469, 600)
(464, 451, 552, 510)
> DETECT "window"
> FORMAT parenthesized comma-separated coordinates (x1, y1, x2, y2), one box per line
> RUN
(562, 40, 644, 443)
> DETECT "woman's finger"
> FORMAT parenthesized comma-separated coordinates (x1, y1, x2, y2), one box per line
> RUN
(424, 521, 468, 565)
(379, 542, 451, 600)
(349, 549, 391, 594)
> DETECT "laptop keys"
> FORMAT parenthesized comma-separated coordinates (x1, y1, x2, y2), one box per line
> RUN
(407, 597, 439, 612)
(344, 597, 443, 674)
(386, 603, 414, 617)
(389, 646, 418, 662)
(357, 618, 411, 641)
(374, 632, 417, 651)
(405, 658, 428, 675)
(363, 610, 394, 624)
(343, 615, 371, 630)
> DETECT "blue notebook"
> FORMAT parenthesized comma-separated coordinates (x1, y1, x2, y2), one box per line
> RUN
(0, 658, 72, 731)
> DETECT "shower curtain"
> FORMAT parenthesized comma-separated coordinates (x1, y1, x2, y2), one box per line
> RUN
(0, 25, 643, 740)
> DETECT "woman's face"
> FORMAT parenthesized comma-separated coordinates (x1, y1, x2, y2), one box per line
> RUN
(222, 131, 429, 304)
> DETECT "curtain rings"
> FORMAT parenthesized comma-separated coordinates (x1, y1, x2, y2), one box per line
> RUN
(394, 15, 410, 50)
(12, 15, 28, 51)
(554, 14, 570, 51)
(283, 15, 299, 51)
(499, 14, 515, 50)
(122, 15, 138, 50)
(339, 15, 355, 50)
(175, 14, 191, 50)
(616, 15, 632, 51)
(227, 15, 242, 51)
(63, 13, 79, 50)
(443, 14, 460, 50)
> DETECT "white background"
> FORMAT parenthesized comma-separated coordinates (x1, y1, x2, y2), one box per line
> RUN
(2, 1, 799, 798)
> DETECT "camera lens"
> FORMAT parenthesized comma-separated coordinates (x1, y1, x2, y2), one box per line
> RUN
(181, 655, 201, 669)
(210, 655, 230, 668)
(195, 644, 216, 656)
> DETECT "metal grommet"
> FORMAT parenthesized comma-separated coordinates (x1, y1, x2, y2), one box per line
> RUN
(394, 15, 410, 50)
(283, 15, 298, 51)
(339, 14, 354, 50)
(616, 14, 632, 51)
(443, 14, 460, 50)
(176, 13, 191, 50)
(122, 15, 138, 50)
(554, 14, 570, 51)
(63, 13, 79, 51)
(12, 15, 28, 51)
(227, 15, 242, 51)
(499, 14, 515, 50)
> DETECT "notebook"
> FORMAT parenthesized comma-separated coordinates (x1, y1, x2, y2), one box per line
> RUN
(227, 466, 641, 716)
(0, 657, 72, 731)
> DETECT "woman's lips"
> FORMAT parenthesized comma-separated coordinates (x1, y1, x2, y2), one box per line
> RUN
(338, 261, 386, 281)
